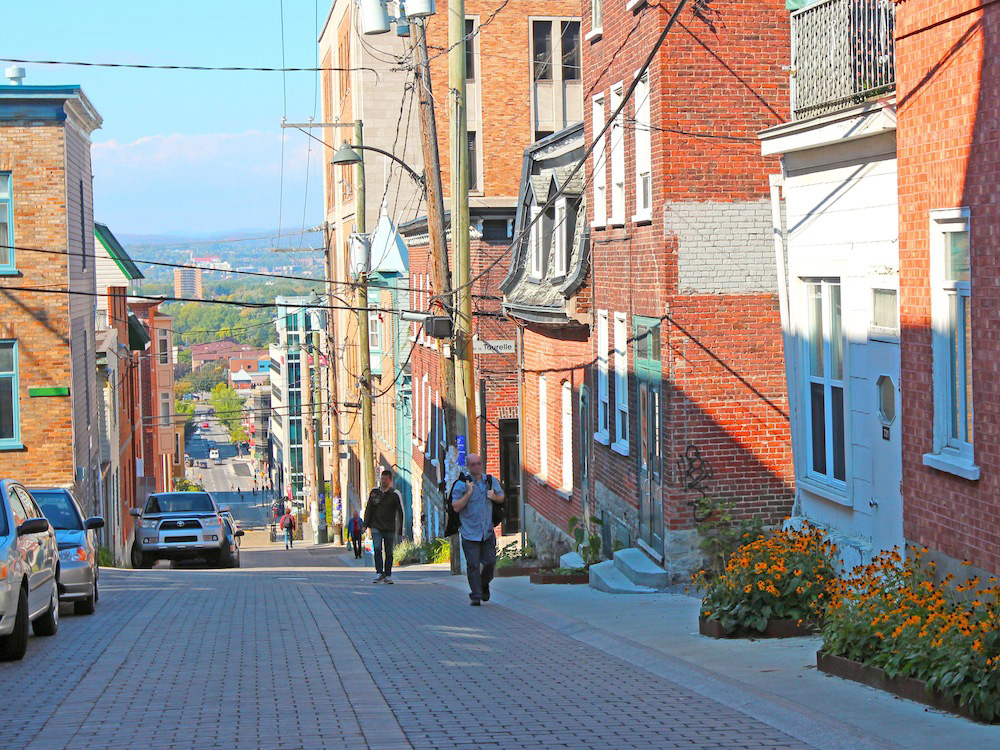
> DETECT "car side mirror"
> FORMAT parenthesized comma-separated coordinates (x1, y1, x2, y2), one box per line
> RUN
(85, 516, 105, 530)
(18, 518, 49, 536)
(129, 508, 142, 517)
(234, 530, 245, 537)
(219, 505, 231, 513)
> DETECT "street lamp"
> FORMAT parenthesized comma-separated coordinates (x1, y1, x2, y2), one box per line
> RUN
(331, 140, 425, 192)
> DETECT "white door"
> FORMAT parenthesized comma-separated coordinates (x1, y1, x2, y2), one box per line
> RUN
(868, 338, 903, 554)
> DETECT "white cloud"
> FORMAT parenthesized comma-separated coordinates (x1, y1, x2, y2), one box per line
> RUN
(92, 130, 322, 234)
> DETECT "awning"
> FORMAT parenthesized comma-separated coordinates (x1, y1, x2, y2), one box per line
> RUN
(127, 311, 151, 351)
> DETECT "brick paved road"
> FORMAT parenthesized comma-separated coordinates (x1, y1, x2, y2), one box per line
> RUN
(0, 548, 812, 750)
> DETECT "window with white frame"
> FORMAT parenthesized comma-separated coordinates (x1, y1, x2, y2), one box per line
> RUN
(610, 83, 625, 225)
(368, 310, 382, 352)
(421, 374, 429, 449)
(596, 310, 610, 443)
(538, 374, 548, 479)
(529, 205, 544, 278)
(434, 390, 441, 464)
(157, 329, 170, 365)
(590, 0, 603, 36)
(633, 72, 652, 221)
(159, 392, 171, 428)
(0, 341, 20, 448)
(613, 311, 629, 453)
(804, 280, 846, 484)
(553, 197, 568, 277)
(413, 375, 421, 447)
(561, 380, 573, 491)
(0, 173, 13, 273)
(592, 95, 607, 227)
(927, 209, 975, 473)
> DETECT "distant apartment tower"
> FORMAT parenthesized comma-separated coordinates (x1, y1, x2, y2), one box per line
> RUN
(174, 266, 203, 300)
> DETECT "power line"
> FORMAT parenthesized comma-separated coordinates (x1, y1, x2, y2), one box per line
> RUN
(0, 57, 378, 74)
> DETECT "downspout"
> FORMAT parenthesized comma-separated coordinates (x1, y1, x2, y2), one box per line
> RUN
(768, 172, 800, 515)
(516, 322, 526, 549)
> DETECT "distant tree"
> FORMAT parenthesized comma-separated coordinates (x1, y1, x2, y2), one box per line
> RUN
(174, 478, 204, 492)
(181, 363, 227, 393)
(210, 383, 246, 437)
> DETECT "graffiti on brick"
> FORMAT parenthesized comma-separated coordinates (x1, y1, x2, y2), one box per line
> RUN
(678, 444, 714, 522)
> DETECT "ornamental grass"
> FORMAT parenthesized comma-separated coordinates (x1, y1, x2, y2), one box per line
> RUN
(823, 548, 1000, 721)
(693, 522, 837, 634)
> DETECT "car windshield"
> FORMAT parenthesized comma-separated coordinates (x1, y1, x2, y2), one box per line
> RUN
(30, 489, 83, 531)
(144, 493, 215, 514)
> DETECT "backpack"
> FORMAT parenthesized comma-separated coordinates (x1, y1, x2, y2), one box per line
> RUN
(280, 514, 293, 530)
(444, 474, 504, 537)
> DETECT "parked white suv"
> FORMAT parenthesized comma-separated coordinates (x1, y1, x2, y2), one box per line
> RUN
(0, 479, 60, 661)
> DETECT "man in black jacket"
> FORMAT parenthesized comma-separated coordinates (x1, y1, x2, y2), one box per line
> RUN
(363, 468, 403, 584)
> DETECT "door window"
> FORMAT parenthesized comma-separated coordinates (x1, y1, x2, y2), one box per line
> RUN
(877, 375, 896, 424)
(9, 486, 30, 525)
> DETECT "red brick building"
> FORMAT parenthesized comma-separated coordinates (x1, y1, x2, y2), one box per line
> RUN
(897, 0, 1000, 575)
(579, 0, 794, 579)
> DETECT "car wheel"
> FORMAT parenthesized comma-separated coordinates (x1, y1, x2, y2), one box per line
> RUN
(75, 578, 97, 616)
(33, 583, 59, 637)
(0, 586, 29, 661)
(137, 554, 155, 569)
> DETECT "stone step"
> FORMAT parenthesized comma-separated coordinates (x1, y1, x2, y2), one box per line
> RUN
(613, 547, 671, 589)
(588, 560, 657, 594)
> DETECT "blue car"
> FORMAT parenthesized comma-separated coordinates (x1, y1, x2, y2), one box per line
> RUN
(28, 487, 104, 615)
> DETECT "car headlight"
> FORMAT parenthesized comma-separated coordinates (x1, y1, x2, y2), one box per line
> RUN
(59, 546, 87, 562)
(140, 519, 157, 529)
(203, 516, 222, 527)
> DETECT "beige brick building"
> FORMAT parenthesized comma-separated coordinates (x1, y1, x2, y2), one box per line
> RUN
(0, 82, 104, 515)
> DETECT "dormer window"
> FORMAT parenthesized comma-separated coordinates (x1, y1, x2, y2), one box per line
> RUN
(529, 205, 544, 279)
(553, 198, 567, 277)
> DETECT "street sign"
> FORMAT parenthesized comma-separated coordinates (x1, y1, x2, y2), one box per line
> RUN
(473, 339, 515, 354)
(319, 440, 335, 448)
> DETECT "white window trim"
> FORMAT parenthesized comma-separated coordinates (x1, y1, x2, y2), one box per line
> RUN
(529, 204, 544, 279)
(591, 94, 607, 228)
(553, 197, 568, 278)
(595, 309, 610, 444)
(612, 311, 629, 455)
(625, 0, 646, 11)
(586, 0, 603, 40)
(632, 71, 652, 224)
(923, 207, 979, 480)
(538, 374, 548, 480)
(609, 83, 625, 227)
(801, 279, 848, 491)
(561, 380, 573, 491)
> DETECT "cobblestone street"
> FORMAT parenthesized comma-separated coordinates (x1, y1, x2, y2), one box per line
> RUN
(0, 549, 840, 749)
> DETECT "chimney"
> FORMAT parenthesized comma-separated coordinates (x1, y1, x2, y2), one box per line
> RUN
(5, 66, 25, 85)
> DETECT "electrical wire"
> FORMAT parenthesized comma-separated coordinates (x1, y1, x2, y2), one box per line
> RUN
(0, 57, 379, 74)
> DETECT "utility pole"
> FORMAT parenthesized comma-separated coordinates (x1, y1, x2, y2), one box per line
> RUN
(449, 0, 478, 458)
(312, 328, 327, 544)
(412, 19, 460, 561)
(355, 121, 377, 508)
(324, 221, 343, 544)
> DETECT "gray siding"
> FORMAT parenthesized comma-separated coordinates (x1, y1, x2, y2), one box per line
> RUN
(667, 199, 777, 294)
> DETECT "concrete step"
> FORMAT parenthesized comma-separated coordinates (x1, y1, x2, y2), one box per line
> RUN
(613, 547, 671, 589)
(589, 560, 657, 594)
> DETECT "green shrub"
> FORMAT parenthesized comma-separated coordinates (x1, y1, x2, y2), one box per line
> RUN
(422, 538, 450, 563)
(97, 545, 115, 568)
(394, 539, 423, 566)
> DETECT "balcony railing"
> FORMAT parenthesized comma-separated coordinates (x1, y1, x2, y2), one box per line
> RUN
(791, 0, 895, 120)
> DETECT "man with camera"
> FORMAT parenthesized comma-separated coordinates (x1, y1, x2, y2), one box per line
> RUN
(450, 454, 504, 606)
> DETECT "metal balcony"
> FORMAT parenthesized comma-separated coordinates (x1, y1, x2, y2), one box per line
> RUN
(791, 0, 895, 120)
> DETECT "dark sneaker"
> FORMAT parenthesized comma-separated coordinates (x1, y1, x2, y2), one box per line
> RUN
(470, 599, 481, 606)
(374, 573, 386, 583)
(482, 583, 490, 602)
(383, 576, 394, 584)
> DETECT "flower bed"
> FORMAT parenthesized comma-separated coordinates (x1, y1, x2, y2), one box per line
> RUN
(822, 548, 1000, 722)
(699, 616, 820, 640)
(693, 522, 837, 637)
(529, 568, 590, 585)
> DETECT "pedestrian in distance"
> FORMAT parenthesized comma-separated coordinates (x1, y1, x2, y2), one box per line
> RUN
(279, 509, 296, 550)
(363, 468, 403, 584)
(450, 454, 504, 606)
(347, 510, 364, 559)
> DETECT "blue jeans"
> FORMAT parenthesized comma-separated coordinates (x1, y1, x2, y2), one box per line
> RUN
(371, 529, 396, 576)
(462, 532, 497, 601)
(284, 529, 293, 549)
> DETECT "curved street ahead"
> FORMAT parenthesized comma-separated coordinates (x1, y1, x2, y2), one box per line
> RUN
(0, 546, 822, 750)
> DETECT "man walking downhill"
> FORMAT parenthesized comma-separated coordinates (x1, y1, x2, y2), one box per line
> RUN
(451, 454, 504, 606)
(363, 469, 403, 584)
(279, 506, 296, 550)
(347, 510, 364, 559)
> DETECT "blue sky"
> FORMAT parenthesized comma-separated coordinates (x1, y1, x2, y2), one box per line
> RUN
(7, 1, 325, 236)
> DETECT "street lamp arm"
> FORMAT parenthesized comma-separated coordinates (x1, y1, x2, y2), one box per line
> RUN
(349, 144, 425, 190)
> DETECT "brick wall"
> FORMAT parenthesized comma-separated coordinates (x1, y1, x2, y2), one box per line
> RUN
(897, 0, 1000, 573)
(581, 0, 793, 573)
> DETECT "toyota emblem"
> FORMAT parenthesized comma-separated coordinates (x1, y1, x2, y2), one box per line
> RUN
(177, 520, 185, 527)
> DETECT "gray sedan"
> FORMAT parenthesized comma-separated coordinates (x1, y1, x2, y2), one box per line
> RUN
(29, 487, 103, 615)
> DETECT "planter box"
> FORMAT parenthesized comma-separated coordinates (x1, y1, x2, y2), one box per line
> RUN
(529, 571, 590, 585)
(495, 564, 538, 578)
(817, 651, 993, 724)
(699, 616, 820, 639)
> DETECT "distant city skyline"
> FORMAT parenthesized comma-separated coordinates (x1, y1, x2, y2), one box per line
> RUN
(6, 1, 324, 235)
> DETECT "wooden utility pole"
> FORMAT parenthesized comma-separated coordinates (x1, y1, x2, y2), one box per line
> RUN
(324, 221, 343, 544)
(449, 0, 478, 458)
(355, 122, 377, 507)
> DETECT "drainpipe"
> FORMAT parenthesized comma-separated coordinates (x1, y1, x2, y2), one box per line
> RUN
(516, 323, 526, 550)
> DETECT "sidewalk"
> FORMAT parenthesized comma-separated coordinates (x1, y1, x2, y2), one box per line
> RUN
(421, 571, 999, 750)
